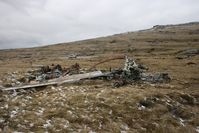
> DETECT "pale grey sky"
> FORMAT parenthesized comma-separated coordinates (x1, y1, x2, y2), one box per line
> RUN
(0, 0, 199, 49)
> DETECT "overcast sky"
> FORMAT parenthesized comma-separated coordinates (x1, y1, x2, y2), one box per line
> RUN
(0, 0, 198, 49)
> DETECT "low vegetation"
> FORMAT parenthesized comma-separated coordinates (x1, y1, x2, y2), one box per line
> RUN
(0, 22, 199, 132)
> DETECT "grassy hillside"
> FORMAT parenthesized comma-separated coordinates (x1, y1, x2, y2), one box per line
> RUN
(0, 22, 199, 132)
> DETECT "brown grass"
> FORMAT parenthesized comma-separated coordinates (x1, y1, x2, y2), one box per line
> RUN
(0, 23, 199, 132)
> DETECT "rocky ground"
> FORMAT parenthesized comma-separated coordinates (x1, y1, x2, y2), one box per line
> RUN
(0, 22, 199, 132)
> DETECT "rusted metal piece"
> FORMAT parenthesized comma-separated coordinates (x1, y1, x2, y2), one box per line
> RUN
(112, 80, 126, 88)
(63, 63, 81, 75)
(89, 55, 125, 70)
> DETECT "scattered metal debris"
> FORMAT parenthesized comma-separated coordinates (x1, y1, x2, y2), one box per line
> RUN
(141, 73, 171, 83)
(0, 56, 171, 91)
(107, 56, 171, 87)
(2, 71, 103, 91)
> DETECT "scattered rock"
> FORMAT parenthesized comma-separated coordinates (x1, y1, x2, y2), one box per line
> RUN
(153, 25, 167, 30)
(67, 54, 78, 59)
(196, 126, 199, 133)
(139, 98, 154, 108)
(169, 106, 194, 120)
(177, 48, 199, 58)
(109, 40, 117, 43)
(180, 94, 196, 105)
(189, 29, 199, 35)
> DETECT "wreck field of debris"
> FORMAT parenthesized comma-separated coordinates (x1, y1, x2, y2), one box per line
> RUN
(0, 23, 199, 132)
